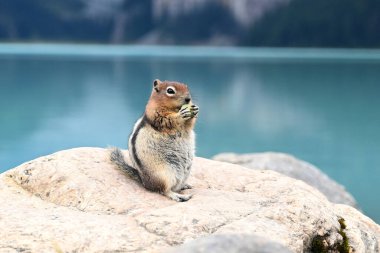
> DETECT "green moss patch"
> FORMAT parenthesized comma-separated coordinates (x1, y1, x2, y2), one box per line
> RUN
(310, 217, 350, 253)
(311, 235, 328, 253)
(337, 218, 350, 253)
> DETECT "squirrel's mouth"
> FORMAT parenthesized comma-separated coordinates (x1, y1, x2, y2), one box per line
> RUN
(176, 98, 192, 112)
(176, 102, 189, 112)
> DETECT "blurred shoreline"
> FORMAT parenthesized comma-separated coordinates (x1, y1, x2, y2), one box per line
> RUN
(1, 43, 380, 61)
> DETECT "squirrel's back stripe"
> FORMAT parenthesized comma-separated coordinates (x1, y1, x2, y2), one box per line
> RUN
(130, 116, 146, 170)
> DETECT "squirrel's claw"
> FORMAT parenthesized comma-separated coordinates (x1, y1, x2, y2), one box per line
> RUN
(180, 108, 193, 119)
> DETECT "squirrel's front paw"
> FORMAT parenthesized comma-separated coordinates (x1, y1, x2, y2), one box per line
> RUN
(190, 104, 199, 117)
(180, 104, 199, 120)
(180, 106, 193, 119)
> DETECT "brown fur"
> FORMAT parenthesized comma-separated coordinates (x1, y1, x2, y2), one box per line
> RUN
(110, 79, 198, 202)
(145, 79, 196, 134)
(140, 170, 167, 194)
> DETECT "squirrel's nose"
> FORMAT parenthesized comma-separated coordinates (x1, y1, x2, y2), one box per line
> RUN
(185, 97, 191, 103)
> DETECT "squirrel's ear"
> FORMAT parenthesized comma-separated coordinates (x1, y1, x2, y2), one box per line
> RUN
(153, 79, 161, 92)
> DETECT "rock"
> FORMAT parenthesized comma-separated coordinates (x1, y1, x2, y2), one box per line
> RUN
(168, 234, 293, 253)
(0, 147, 379, 253)
(213, 152, 357, 207)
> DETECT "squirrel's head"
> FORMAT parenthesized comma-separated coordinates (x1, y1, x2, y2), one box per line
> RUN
(148, 79, 192, 112)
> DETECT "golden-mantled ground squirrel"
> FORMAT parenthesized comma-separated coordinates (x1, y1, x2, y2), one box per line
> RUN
(110, 79, 199, 202)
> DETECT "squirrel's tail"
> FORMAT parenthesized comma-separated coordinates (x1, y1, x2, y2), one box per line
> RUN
(109, 147, 142, 183)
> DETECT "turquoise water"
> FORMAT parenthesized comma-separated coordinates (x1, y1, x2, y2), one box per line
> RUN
(0, 44, 379, 223)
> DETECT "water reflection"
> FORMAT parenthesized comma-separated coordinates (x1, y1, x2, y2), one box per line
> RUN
(0, 54, 379, 223)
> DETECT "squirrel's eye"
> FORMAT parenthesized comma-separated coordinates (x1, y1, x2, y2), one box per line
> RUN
(166, 87, 176, 95)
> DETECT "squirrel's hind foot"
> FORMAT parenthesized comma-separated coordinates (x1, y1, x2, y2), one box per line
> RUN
(181, 184, 192, 190)
(165, 191, 192, 202)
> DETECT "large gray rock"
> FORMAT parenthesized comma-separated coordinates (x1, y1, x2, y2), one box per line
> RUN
(213, 152, 357, 207)
(168, 234, 293, 253)
(0, 148, 378, 252)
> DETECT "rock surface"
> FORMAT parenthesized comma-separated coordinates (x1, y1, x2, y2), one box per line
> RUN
(168, 234, 293, 253)
(213, 152, 357, 207)
(0, 147, 379, 253)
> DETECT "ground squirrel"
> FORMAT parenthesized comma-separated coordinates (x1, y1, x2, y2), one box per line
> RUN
(110, 79, 199, 202)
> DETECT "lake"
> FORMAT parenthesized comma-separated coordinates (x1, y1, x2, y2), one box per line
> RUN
(0, 44, 379, 223)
